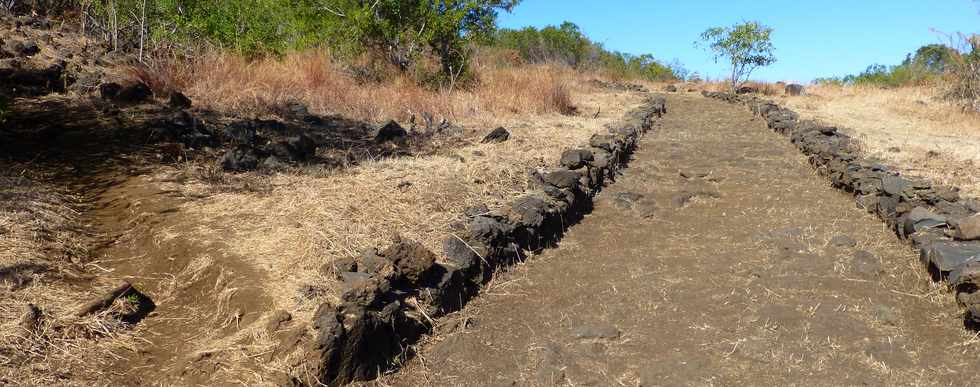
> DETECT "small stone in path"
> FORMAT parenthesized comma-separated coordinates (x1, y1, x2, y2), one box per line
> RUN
(829, 234, 857, 248)
(872, 304, 900, 326)
(852, 250, 883, 277)
(572, 323, 621, 339)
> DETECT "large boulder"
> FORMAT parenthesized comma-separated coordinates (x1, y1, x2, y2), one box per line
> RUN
(881, 175, 911, 196)
(442, 236, 483, 277)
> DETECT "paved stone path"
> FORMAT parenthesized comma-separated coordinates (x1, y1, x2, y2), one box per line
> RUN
(388, 94, 979, 386)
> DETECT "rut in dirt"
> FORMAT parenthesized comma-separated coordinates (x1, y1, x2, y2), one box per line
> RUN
(389, 94, 980, 386)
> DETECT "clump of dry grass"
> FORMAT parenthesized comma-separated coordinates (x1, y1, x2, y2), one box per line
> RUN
(941, 34, 980, 113)
(124, 50, 579, 123)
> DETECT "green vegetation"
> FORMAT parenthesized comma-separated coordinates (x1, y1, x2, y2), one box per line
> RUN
(813, 36, 980, 112)
(814, 44, 958, 87)
(11, 2, 684, 89)
(493, 21, 680, 81)
(698, 21, 776, 91)
(77, 0, 518, 80)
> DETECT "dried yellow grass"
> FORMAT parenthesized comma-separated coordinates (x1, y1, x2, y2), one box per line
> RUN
(110, 81, 647, 384)
(140, 51, 578, 122)
(776, 84, 980, 197)
(0, 170, 140, 385)
(175, 87, 644, 316)
(5, 48, 651, 384)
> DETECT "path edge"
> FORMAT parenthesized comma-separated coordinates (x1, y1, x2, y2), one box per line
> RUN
(292, 94, 668, 386)
(704, 91, 980, 331)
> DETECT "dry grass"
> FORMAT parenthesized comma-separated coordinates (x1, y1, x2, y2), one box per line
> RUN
(130, 50, 578, 123)
(0, 168, 141, 385)
(82, 50, 653, 384)
(123, 83, 645, 383)
(5, 42, 652, 383)
(175, 85, 643, 316)
(775, 83, 980, 197)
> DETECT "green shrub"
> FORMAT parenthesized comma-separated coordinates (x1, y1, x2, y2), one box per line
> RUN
(493, 21, 678, 81)
(77, 0, 519, 81)
(824, 44, 956, 87)
(697, 21, 776, 92)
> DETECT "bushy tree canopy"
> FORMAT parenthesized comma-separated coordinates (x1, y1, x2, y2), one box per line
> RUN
(698, 21, 776, 91)
(79, 0, 518, 79)
(494, 21, 679, 81)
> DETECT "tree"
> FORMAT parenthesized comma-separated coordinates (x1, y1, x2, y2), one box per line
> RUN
(907, 44, 955, 73)
(493, 21, 679, 82)
(323, 0, 520, 82)
(698, 21, 776, 91)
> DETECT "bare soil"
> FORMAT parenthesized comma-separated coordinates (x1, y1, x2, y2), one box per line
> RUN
(386, 94, 980, 386)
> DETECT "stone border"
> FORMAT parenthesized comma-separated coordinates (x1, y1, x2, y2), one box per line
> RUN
(703, 91, 980, 329)
(298, 95, 668, 386)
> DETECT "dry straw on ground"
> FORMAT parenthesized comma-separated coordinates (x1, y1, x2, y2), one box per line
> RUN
(0, 168, 142, 385)
(174, 84, 646, 323)
(119, 54, 651, 383)
(776, 84, 980, 197)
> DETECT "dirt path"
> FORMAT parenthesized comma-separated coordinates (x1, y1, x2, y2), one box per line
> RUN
(388, 94, 980, 386)
(78, 172, 274, 384)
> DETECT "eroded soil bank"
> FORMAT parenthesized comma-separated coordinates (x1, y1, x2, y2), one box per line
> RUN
(388, 94, 980, 386)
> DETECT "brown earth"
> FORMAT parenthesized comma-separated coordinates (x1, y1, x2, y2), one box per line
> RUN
(385, 94, 980, 386)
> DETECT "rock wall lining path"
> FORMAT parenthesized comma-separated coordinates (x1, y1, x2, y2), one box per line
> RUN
(704, 91, 980, 328)
(297, 96, 668, 386)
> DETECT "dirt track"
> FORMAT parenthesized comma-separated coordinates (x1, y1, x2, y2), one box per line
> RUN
(387, 94, 980, 386)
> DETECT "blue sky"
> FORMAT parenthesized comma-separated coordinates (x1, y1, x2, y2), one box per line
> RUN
(497, 1, 980, 83)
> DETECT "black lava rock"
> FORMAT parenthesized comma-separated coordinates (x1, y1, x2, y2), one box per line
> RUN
(559, 149, 594, 170)
(221, 146, 260, 171)
(544, 169, 581, 189)
(115, 83, 153, 104)
(169, 92, 193, 109)
(376, 120, 407, 142)
(99, 82, 122, 100)
(482, 127, 510, 143)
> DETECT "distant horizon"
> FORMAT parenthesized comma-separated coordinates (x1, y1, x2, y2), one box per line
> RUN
(498, 0, 980, 83)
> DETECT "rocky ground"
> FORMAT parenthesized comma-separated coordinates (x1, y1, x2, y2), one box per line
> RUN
(386, 94, 980, 386)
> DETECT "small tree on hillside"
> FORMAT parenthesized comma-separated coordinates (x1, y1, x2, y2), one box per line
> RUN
(698, 21, 776, 91)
